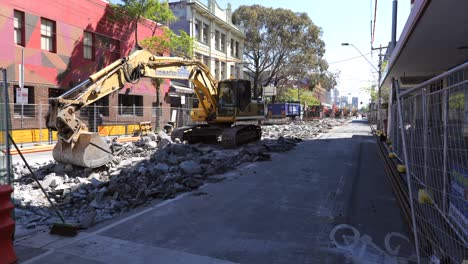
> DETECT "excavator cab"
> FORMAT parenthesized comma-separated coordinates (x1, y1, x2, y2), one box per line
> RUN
(217, 80, 252, 116)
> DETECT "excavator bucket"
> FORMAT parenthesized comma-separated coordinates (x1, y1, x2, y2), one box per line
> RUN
(53, 132, 112, 168)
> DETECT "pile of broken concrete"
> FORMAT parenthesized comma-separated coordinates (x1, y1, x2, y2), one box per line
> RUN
(12, 118, 349, 231)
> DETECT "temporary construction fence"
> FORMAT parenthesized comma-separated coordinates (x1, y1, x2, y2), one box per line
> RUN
(0, 69, 11, 186)
(8, 104, 195, 144)
(389, 62, 467, 263)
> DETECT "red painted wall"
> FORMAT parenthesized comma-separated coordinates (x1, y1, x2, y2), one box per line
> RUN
(0, 0, 169, 93)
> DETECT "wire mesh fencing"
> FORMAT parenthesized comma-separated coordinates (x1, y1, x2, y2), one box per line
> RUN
(8, 104, 197, 144)
(392, 65, 467, 263)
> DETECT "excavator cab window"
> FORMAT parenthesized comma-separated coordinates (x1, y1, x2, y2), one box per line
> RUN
(218, 82, 235, 106)
(217, 80, 252, 115)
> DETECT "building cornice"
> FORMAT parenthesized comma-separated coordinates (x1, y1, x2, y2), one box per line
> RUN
(187, 1, 245, 39)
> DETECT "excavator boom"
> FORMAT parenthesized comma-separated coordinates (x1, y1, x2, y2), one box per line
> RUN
(47, 49, 263, 168)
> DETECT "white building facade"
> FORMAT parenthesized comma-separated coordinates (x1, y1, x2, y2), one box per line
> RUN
(169, 0, 245, 80)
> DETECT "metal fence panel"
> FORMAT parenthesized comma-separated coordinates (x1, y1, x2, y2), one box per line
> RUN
(393, 68, 468, 263)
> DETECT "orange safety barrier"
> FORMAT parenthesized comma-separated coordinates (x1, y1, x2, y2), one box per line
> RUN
(0, 185, 16, 264)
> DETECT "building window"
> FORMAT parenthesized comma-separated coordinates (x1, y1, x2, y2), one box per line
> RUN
(83, 31, 94, 60)
(221, 33, 226, 52)
(214, 60, 219, 80)
(118, 94, 143, 116)
(195, 20, 201, 41)
(203, 56, 210, 69)
(230, 39, 234, 57)
(235, 41, 239, 58)
(41, 18, 55, 52)
(97, 35, 120, 61)
(230, 65, 235, 78)
(13, 85, 35, 117)
(48, 88, 63, 98)
(221, 62, 226, 80)
(14, 10, 25, 46)
(202, 23, 209, 44)
(215, 30, 220, 50)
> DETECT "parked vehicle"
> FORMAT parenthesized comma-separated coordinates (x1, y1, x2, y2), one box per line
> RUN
(267, 102, 301, 119)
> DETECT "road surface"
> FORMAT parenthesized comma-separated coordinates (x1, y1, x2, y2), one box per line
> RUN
(16, 120, 414, 264)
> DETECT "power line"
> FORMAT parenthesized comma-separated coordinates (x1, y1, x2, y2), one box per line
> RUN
(328, 51, 374, 65)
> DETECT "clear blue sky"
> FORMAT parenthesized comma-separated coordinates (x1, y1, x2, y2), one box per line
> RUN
(213, 0, 411, 104)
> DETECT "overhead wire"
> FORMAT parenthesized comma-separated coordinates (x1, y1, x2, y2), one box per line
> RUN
(328, 51, 374, 65)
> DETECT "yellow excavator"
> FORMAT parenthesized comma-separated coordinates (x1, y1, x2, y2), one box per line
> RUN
(46, 49, 264, 168)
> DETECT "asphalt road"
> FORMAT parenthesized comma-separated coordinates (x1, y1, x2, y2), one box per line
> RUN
(17, 120, 415, 264)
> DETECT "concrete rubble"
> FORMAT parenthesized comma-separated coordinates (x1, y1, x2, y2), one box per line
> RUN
(12, 118, 349, 231)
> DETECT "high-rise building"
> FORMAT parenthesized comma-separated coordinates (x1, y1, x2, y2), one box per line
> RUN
(340, 96, 348, 107)
(352, 97, 359, 109)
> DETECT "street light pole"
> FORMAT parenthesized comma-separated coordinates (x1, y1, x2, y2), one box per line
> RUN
(342, 42, 387, 130)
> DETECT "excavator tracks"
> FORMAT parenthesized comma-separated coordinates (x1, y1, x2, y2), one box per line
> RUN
(171, 124, 261, 148)
(221, 125, 262, 148)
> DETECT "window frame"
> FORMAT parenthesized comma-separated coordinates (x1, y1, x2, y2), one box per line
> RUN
(195, 20, 201, 41)
(230, 39, 234, 57)
(83, 31, 94, 60)
(202, 23, 209, 44)
(14, 10, 25, 47)
(40, 17, 56, 52)
(220, 33, 226, 52)
(215, 30, 220, 50)
(118, 94, 143, 116)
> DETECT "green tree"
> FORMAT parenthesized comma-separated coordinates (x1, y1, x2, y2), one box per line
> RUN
(111, 0, 176, 47)
(362, 86, 378, 102)
(277, 87, 321, 107)
(232, 5, 330, 98)
(141, 28, 194, 57)
(309, 71, 340, 91)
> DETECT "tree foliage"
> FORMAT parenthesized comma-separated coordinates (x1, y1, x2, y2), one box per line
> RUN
(277, 88, 321, 106)
(232, 5, 336, 97)
(141, 28, 194, 57)
(111, 0, 176, 46)
(111, 0, 193, 57)
(362, 86, 378, 102)
(309, 71, 340, 91)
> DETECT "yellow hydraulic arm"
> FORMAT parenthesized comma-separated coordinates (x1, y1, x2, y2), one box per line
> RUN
(47, 49, 219, 143)
(46, 49, 220, 168)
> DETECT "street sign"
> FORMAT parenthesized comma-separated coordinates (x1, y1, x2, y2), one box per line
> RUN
(263, 85, 277, 96)
(154, 66, 191, 79)
(15, 87, 28, 104)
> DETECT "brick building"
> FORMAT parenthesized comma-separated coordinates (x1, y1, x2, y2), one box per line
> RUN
(0, 0, 172, 139)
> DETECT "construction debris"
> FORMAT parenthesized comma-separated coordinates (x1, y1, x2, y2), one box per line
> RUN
(12, 119, 349, 231)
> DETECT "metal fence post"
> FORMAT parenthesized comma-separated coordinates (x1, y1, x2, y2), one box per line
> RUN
(39, 104, 43, 145)
(442, 89, 448, 213)
(2, 69, 11, 185)
(20, 103, 23, 129)
(394, 78, 421, 264)
(422, 88, 428, 188)
(93, 104, 97, 133)
(133, 104, 136, 116)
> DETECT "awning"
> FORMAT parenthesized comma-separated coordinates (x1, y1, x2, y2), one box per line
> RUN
(171, 84, 194, 94)
(381, 0, 468, 88)
(169, 80, 193, 95)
